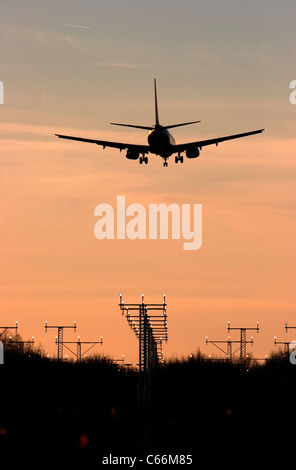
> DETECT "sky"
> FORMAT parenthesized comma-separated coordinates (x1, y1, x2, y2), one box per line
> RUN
(1, 0, 295, 364)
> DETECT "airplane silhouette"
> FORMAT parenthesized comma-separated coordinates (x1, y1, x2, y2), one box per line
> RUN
(55, 79, 264, 167)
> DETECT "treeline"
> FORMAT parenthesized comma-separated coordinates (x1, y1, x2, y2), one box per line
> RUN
(0, 339, 295, 464)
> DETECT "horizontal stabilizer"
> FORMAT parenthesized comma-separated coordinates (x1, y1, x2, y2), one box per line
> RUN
(110, 122, 153, 130)
(164, 120, 201, 130)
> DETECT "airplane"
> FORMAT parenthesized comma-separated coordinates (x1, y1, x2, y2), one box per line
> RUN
(55, 79, 264, 167)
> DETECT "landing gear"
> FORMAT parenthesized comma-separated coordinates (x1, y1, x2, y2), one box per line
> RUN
(163, 158, 168, 167)
(139, 155, 148, 165)
(175, 153, 183, 164)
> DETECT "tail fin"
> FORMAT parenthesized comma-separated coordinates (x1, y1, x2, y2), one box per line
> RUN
(110, 80, 200, 131)
(154, 78, 160, 126)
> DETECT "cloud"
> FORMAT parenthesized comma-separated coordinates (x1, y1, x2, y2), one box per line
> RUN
(61, 23, 91, 30)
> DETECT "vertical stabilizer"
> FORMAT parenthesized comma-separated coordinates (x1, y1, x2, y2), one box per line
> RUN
(154, 79, 160, 126)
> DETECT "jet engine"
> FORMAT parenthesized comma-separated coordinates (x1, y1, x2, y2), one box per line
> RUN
(126, 149, 139, 160)
(186, 145, 200, 158)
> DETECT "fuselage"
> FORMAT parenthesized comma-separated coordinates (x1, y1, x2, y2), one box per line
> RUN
(147, 125, 175, 157)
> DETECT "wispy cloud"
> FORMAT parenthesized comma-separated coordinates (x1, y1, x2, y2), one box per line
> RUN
(88, 60, 147, 69)
(0, 24, 91, 56)
(61, 23, 91, 30)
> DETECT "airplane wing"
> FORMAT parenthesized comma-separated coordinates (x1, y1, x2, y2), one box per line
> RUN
(55, 134, 150, 154)
(173, 129, 265, 153)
